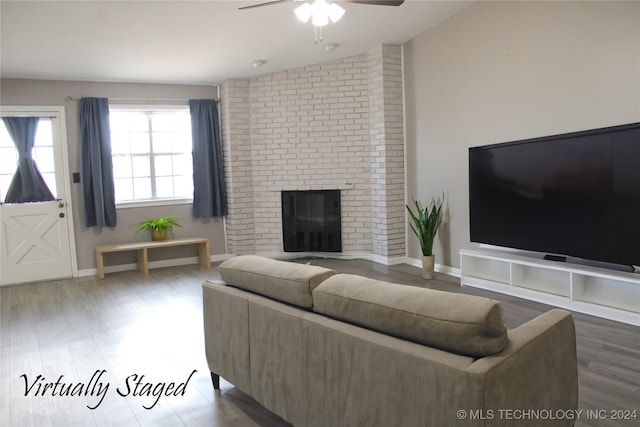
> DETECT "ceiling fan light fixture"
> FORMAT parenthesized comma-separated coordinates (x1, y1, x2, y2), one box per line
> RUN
(294, 2, 313, 23)
(311, 12, 329, 27)
(295, 0, 345, 27)
(327, 3, 345, 23)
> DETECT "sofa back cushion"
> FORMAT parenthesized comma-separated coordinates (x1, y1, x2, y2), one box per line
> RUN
(218, 255, 335, 308)
(312, 274, 508, 357)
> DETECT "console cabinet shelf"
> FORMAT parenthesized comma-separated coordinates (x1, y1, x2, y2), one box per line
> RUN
(460, 249, 640, 326)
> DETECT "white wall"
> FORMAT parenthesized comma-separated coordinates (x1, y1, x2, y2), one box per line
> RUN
(404, 1, 640, 268)
(0, 79, 226, 271)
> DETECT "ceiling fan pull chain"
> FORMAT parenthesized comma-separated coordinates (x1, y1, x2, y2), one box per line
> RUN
(314, 25, 323, 44)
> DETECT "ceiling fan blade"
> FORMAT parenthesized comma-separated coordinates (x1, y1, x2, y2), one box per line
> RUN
(239, 0, 404, 9)
(238, 0, 293, 10)
(342, 0, 405, 6)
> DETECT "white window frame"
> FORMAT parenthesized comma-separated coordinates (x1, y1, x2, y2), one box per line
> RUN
(108, 104, 193, 209)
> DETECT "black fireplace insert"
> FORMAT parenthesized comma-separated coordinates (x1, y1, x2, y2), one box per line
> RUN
(281, 190, 342, 252)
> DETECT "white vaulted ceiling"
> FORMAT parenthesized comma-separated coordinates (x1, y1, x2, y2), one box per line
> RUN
(0, 0, 471, 85)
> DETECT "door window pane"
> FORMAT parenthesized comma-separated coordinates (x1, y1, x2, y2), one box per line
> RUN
(33, 146, 55, 172)
(0, 125, 13, 147)
(0, 118, 57, 200)
(0, 148, 17, 174)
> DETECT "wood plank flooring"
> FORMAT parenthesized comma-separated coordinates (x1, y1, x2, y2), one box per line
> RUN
(1, 259, 638, 426)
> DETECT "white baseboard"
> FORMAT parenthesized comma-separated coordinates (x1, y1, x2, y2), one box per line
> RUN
(368, 254, 408, 266)
(404, 257, 422, 269)
(78, 252, 458, 279)
(405, 256, 461, 278)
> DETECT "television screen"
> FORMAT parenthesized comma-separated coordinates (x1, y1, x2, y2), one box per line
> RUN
(469, 122, 640, 269)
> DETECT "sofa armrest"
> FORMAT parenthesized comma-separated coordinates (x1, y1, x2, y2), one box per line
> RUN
(202, 281, 252, 393)
(466, 309, 578, 426)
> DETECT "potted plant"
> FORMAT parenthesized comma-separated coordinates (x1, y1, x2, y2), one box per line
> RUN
(136, 215, 182, 241)
(406, 194, 444, 279)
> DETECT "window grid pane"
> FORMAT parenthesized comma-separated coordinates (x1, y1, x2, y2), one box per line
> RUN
(109, 108, 192, 203)
(132, 155, 151, 178)
(133, 177, 152, 200)
(112, 156, 133, 178)
(114, 178, 134, 201)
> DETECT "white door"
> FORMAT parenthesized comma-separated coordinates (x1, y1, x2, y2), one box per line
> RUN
(0, 107, 76, 285)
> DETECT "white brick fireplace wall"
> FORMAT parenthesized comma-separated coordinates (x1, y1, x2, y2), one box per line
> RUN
(221, 44, 405, 261)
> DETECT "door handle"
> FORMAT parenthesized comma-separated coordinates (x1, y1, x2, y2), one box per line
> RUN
(58, 202, 65, 208)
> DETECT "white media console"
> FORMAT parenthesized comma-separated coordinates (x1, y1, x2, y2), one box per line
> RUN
(460, 249, 640, 326)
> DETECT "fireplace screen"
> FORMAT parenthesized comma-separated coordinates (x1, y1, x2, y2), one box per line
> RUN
(281, 190, 342, 252)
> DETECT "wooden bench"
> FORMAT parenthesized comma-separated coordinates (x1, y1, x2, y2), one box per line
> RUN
(96, 237, 210, 279)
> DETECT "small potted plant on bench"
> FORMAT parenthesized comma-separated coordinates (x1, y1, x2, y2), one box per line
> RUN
(136, 215, 182, 241)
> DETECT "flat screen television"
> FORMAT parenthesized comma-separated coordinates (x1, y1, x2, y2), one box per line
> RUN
(469, 122, 640, 271)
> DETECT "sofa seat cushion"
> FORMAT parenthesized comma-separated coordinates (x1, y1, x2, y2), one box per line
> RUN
(312, 274, 508, 357)
(218, 255, 335, 308)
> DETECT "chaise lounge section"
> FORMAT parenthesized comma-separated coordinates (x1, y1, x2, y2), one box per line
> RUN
(203, 255, 578, 426)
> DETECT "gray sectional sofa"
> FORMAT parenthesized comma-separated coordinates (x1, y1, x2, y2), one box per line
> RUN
(203, 255, 578, 426)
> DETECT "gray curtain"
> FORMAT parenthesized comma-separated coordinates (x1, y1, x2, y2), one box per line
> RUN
(79, 97, 117, 227)
(3, 117, 55, 203)
(190, 99, 227, 218)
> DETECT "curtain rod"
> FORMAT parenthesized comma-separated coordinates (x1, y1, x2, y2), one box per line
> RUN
(65, 96, 220, 102)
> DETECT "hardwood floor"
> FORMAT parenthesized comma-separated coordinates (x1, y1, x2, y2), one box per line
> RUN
(1, 259, 638, 426)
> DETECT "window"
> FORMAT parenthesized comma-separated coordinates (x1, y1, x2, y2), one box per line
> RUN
(109, 106, 193, 205)
(0, 118, 57, 201)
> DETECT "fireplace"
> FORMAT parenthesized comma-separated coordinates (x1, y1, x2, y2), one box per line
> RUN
(281, 190, 342, 252)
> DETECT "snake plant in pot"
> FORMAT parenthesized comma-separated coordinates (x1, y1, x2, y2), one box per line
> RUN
(406, 194, 444, 279)
(136, 215, 182, 241)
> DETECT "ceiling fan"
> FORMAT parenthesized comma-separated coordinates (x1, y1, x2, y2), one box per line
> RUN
(239, 1, 405, 11)
(240, 0, 404, 43)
